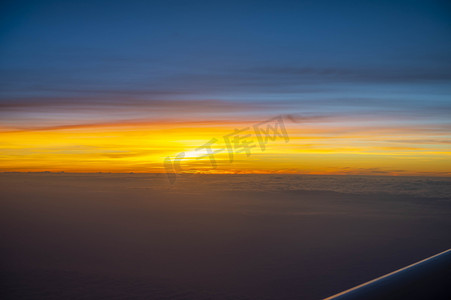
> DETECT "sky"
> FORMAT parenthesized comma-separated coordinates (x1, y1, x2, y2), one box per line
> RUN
(1, 0, 451, 175)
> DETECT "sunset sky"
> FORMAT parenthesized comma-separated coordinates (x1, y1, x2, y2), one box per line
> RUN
(1, 0, 450, 175)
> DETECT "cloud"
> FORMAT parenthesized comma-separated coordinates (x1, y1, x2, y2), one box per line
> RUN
(243, 65, 451, 83)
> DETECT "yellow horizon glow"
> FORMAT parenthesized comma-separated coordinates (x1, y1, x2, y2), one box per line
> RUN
(1, 120, 450, 176)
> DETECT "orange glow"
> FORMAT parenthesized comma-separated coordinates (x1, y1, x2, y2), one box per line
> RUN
(1, 119, 450, 176)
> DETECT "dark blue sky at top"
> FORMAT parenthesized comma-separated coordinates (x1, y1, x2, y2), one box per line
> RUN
(0, 0, 450, 124)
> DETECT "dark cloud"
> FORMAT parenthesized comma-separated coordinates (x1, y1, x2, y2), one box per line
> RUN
(243, 65, 451, 83)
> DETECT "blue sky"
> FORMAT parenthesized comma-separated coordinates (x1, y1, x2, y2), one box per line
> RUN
(0, 0, 450, 126)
